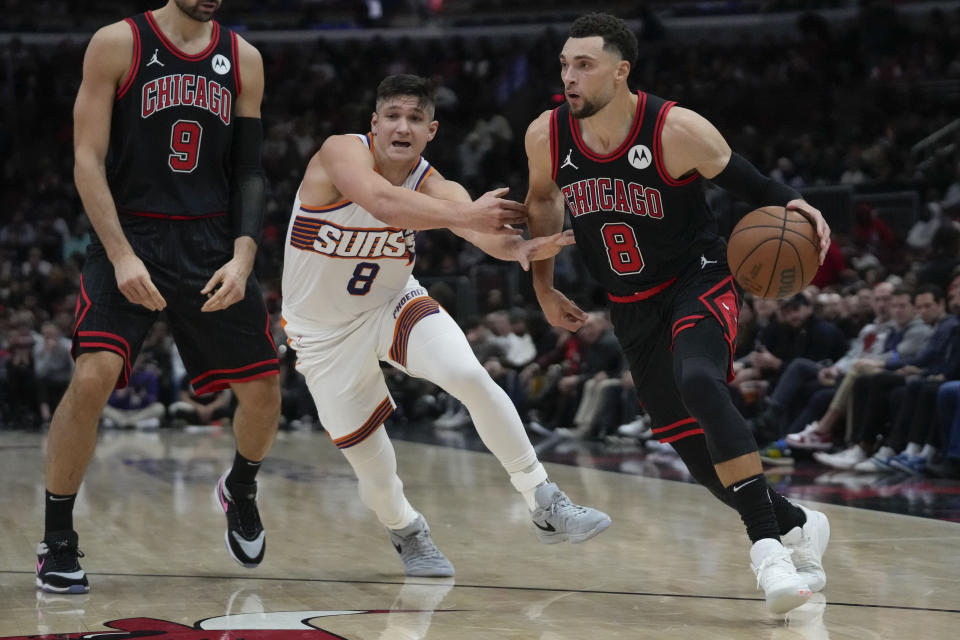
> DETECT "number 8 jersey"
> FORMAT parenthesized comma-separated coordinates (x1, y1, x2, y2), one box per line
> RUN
(551, 91, 718, 297)
(107, 12, 239, 218)
(282, 134, 433, 330)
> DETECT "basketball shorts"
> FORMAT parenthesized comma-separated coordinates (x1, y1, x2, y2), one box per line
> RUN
(73, 214, 279, 393)
(608, 247, 742, 443)
(285, 279, 452, 449)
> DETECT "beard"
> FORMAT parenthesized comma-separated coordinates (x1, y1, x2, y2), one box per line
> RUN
(570, 95, 607, 119)
(175, 0, 220, 22)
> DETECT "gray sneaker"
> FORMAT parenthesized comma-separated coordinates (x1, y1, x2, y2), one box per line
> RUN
(530, 482, 611, 544)
(388, 515, 455, 577)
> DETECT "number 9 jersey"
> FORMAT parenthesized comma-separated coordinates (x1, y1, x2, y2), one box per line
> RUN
(281, 134, 433, 331)
(107, 12, 239, 218)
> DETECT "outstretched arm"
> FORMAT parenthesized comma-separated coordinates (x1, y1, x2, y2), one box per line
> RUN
(309, 136, 527, 234)
(420, 173, 575, 270)
(660, 107, 831, 264)
(524, 112, 587, 331)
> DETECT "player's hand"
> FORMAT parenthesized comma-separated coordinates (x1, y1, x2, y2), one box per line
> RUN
(463, 187, 528, 235)
(201, 256, 252, 312)
(786, 198, 831, 265)
(515, 230, 576, 271)
(113, 253, 166, 311)
(536, 287, 587, 332)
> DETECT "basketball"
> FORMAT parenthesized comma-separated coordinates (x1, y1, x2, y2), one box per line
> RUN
(727, 206, 820, 299)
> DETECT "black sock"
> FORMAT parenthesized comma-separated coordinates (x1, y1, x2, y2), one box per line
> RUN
(227, 451, 262, 488)
(769, 486, 806, 535)
(45, 491, 77, 536)
(726, 474, 780, 543)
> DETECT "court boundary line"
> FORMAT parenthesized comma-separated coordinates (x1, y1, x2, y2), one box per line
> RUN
(5, 570, 958, 614)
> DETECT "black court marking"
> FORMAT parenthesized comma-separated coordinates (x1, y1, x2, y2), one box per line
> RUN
(7, 570, 960, 615)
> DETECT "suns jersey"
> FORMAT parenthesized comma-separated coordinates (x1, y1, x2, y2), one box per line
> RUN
(281, 134, 434, 330)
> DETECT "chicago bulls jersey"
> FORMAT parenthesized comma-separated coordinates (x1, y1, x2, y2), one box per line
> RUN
(551, 91, 717, 296)
(282, 134, 433, 330)
(107, 12, 239, 217)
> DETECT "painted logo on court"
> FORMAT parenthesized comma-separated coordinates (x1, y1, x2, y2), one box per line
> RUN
(9, 610, 439, 639)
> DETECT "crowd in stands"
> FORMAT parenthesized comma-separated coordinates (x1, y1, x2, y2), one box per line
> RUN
(3, 4, 960, 482)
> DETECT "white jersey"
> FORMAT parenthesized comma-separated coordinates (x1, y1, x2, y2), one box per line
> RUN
(281, 134, 435, 330)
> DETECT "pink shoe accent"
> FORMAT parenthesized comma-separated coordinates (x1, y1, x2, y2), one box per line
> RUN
(217, 480, 229, 513)
(37, 558, 45, 574)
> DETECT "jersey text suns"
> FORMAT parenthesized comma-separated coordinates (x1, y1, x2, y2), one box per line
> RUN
(141, 74, 232, 125)
(561, 177, 664, 219)
(289, 215, 415, 263)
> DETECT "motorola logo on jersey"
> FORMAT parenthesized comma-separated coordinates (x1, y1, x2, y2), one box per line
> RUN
(290, 216, 414, 262)
(561, 178, 664, 219)
(141, 74, 232, 125)
(211, 53, 231, 75)
(627, 144, 652, 170)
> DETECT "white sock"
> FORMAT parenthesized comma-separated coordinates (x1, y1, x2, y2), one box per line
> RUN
(509, 463, 549, 510)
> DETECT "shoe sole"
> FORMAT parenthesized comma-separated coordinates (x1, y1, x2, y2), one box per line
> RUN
(35, 577, 89, 594)
(766, 587, 813, 614)
(213, 473, 263, 569)
(534, 515, 612, 544)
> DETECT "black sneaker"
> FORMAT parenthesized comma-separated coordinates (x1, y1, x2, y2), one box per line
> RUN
(214, 469, 265, 568)
(36, 530, 89, 594)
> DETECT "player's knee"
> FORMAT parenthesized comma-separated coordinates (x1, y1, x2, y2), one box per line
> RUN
(70, 353, 123, 403)
(235, 376, 281, 420)
(439, 359, 492, 399)
(676, 356, 724, 415)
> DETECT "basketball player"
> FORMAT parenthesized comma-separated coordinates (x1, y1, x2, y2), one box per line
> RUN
(525, 14, 831, 613)
(281, 74, 611, 577)
(37, 0, 280, 593)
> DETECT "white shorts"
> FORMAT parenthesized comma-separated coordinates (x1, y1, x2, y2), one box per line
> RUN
(286, 280, 449, 449)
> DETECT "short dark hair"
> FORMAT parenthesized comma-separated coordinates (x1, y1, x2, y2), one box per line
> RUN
(780, 293, 811, 309)
(916, 283, 945, 303)
(891, 285, 914, 300)
(375, 74, 435, 117)
(568, 13, 638, 67)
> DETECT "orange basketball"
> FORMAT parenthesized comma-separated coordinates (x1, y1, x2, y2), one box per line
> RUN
(727, 206, 820, 299)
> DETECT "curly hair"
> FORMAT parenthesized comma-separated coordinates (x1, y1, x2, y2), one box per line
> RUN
(568, 13, 638, 67)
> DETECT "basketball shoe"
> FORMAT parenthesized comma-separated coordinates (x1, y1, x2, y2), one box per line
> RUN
(530, 482, 611, 544)
(388, 514, 455, 577)
(36, 530, 88, 594)
(214, 469, 265, 568)
(750, 538, 812, 614)
(782, 505, 830, 592)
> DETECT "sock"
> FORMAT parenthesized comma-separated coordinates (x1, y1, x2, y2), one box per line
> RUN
(905, 442, 921, 457)
(920, 444, 937, 460)
(726, 474, 780, 543)
(45, 491, 77, 536)
(769, 487, 806, 535)
(227, 451, 262, 488)
(509, 462, 548, 510)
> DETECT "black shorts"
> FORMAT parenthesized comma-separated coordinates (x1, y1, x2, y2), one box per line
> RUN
(608, 242, 742, 442)
(73, 214, 278, 393)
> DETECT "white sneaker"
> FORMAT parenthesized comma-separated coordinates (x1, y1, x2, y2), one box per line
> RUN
(813, 445, 866, 469)
(530, 482, 611, 544)
(617, 416, 652, 439)
(782, 506, 829, 592)
(852, 447, 897, 473)
(785, 422, 834, 451)
(750, 538, 812, 614)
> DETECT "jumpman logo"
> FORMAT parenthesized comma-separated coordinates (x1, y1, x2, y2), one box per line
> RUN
(700, 254, 717, 269)
(147, 49, 164, 67)
(560, 149, 578, 171)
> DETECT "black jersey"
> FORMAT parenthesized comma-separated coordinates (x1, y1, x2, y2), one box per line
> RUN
(106, 12, 240, 218)
(551, 91, 718, 298)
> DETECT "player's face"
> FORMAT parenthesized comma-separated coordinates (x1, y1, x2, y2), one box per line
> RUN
(371, 96, 438, 165)
(559, 36, 626, 119)
(174, 0, 222, 22)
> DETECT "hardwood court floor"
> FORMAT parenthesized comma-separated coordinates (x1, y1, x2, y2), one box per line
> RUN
(1, 427, 958, 638)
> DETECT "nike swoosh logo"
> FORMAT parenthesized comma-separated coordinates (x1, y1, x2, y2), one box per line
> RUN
(37, 558, 44, 573)
(48, 496, 73, 501)
(732, 478, 760, 492)
(393, 543, 403, 554)
(231, 530, 265, 558)
(533, 520, 556, 532)
(43, 569, 85, 579)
